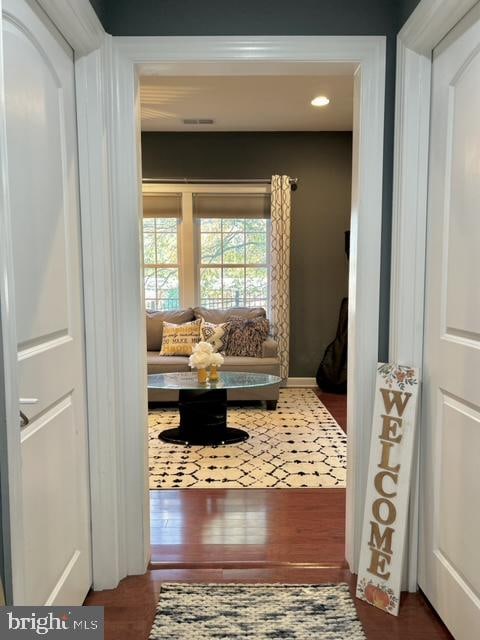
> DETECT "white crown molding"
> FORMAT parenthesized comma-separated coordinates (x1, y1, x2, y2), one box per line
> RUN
(36, 0, 104, 56)
(116, 34, 385, 66)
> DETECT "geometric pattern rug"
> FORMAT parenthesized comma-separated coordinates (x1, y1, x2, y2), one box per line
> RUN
(149, 583, 365, 640)
(148, 388, 346, 489)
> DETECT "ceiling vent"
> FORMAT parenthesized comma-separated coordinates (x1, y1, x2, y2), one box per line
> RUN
(182, 118, 214, 125)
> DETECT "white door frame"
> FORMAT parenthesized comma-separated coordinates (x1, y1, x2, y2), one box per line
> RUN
(110, 34, 386, 579)
(1, 0, 392, 595)
(390, 0, 479, 591)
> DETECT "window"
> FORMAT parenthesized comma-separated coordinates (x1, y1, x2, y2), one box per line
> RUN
(142, 186, 271, 311)
(143, 217, 180, 310)
(199, 218, 269, 309)
(143, 193, 181, 310)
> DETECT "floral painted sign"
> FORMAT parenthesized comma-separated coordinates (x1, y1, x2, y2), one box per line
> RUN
(356, 363, 420, 616)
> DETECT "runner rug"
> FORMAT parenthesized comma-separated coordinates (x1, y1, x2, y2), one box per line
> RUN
(149, 583, 365, 640)
(148, 388, 346, 489)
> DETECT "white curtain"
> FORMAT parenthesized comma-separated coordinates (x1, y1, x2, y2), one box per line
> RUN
(270, 175, 292, 381)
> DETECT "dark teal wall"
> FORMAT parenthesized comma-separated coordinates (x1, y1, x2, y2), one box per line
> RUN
(91, 1, 397, 37)
(88, 0, 424, 360)
(142, 131, 352, 377)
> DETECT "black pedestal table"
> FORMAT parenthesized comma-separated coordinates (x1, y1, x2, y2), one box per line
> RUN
(147, 371, 282, 446)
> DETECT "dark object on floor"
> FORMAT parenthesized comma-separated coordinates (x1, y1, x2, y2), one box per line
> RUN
(158, 388, 249, 446)
(316, 297, 348, 394)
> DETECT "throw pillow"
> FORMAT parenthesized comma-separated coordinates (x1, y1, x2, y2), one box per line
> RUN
(200, 319, 231, 353)
(226, 317, 270, 358)
(160, 319, 201, 356)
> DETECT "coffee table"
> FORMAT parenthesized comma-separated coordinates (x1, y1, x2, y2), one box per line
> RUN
(148, 371, 282, 446)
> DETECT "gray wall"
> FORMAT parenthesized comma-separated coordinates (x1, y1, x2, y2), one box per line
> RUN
(142, 132, 352, 377)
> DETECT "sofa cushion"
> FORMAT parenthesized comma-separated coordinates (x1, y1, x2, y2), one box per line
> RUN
(226, 317, 270, 357)
(194, 306, 266, 324)
(147, 353, 190, 374)
(146, 308, 194, 351)
(221, 356, 281, 376)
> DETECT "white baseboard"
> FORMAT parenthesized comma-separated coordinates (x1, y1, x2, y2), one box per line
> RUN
(286, 377, 317, 388)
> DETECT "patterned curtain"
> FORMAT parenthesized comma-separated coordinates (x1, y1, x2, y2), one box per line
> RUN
(270, 175, 291, 381)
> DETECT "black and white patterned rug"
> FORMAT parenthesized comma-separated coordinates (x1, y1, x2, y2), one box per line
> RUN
(149, 583, 365, 640)
(148, 389, 346, 489)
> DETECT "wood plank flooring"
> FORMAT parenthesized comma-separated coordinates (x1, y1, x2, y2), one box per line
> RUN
(150, 488, 346, 565)
(315, 389, 347, 432)
(85, 392, 452, 639)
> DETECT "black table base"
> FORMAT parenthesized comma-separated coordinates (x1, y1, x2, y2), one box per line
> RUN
(158, 388, 249, 446)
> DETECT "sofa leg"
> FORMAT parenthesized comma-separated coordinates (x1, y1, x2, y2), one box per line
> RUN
(266, 400, 278, 411)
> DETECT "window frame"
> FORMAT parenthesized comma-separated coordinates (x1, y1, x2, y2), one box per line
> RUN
(142, 183, 271, 311)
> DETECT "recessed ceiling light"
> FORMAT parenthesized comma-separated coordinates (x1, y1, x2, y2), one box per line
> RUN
(311, 96, 330, 107)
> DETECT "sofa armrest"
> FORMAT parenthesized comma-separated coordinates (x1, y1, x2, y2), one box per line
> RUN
(262, 337, 278, 358)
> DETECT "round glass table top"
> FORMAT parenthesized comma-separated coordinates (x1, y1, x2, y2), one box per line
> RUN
(147, 371, 282, 391)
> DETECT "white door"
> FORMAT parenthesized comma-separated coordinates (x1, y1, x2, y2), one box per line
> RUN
(2, 0, 91, 604)
(420, 3, 480, 638)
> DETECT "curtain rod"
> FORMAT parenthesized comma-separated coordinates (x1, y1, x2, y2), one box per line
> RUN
(143, 177, 299, 190)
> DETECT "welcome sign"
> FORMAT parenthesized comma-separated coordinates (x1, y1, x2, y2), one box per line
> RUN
(356, 363, 419, 616)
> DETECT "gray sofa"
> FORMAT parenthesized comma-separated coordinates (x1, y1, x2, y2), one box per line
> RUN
(147, 306, 281, 408)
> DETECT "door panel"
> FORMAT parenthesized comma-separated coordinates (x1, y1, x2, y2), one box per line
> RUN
(3, 0, 91, 604)
(21, 399, 86, 605)
(444, 47, 480, 337)
(18, 337, 76, 419)
(6, 18, 69, 346)
(420, 3, 480, 638)
(437, 394, 480, 596)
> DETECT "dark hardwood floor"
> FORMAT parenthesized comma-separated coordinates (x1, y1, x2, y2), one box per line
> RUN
(150, 488, 346, 565)
(316, 389, 348, 432)
(85, 392, 452, 640)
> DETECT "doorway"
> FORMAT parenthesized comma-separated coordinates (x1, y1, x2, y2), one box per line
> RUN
(138, 71, 352, 564)
(97, 36, 386, 580)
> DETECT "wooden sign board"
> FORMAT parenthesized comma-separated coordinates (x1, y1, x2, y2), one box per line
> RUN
(356, 363, 420, 616)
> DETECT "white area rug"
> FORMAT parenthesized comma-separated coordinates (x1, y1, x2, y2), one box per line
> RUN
(148, 388, 346, 489)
